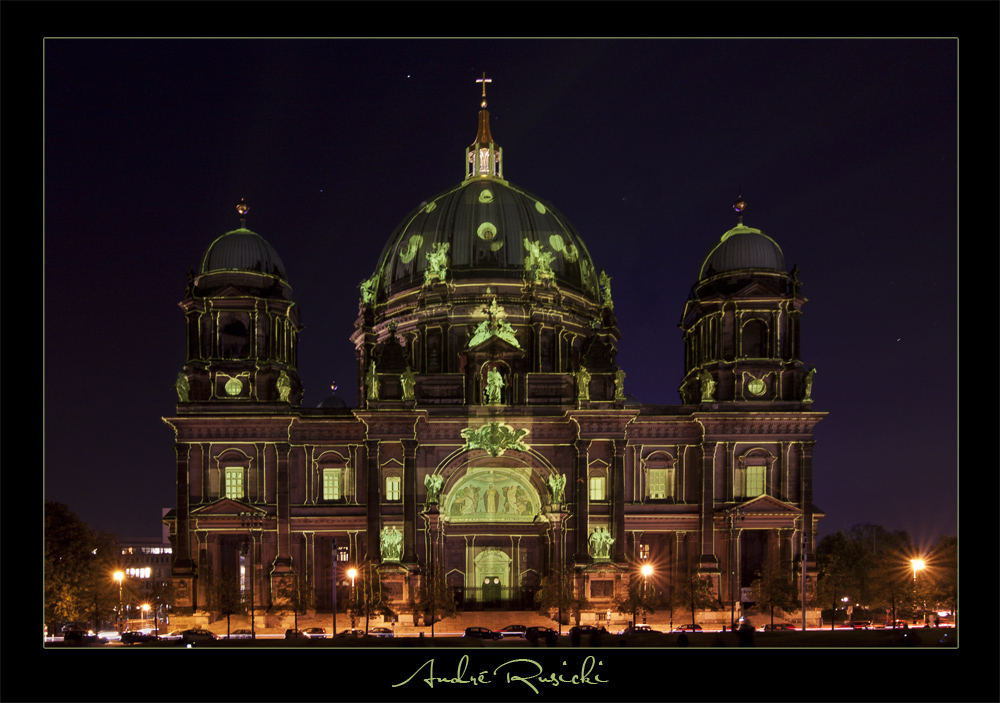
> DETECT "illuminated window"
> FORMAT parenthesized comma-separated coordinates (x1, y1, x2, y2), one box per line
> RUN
(323, 469, 342, 500)
(224, 467, 244, 499)
(386, 476, 401, 501)
(649, 469, 667, 499)
(639, 544, 650, 560)
(745, 466, 766, 497)
(589, 476, 606, 501)
(336, 546, 349, 562)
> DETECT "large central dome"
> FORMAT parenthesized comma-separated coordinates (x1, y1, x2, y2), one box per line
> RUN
(373, 177, 599, 303)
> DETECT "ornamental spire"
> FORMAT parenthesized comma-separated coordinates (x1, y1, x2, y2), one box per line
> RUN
(733, 194, 747, 226)
(466, 73, 503, 180)
(237, 198, 249, 228)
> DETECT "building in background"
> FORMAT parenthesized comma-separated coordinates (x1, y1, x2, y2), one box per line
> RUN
(163, 82, 824, 629)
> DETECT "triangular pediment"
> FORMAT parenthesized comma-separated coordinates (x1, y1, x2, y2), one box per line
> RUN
(737, 495, 801, 516)
(467, 334, 525, 356)
(190, 498, 262, 516)
(732, 280, 781, 298)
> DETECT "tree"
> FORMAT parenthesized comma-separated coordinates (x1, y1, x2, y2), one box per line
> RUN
(214, 575, 244, 638)
(750, 554, 798, 628)
(612, 574, 660, 627)
(672, 568, 716, 626)
(416, 567, 456, 638)
(45, 502, 125, 631)
(924, 536, 957, 625)
(536, 567, 589, 630)
(348, 561, 395, 633)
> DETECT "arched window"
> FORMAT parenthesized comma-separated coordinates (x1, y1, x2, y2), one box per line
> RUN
(741, 319, 768, 358)
(221, 318, 249, 359)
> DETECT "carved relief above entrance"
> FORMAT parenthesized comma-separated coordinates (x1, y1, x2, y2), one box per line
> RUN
(442, 467, 540, 521)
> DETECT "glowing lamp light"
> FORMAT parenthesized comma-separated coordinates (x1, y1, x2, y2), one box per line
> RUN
(641, 564, 653, 578)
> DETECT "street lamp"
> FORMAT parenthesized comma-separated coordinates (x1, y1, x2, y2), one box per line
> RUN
(641, 564, 653, 625)
(347, 567, 358, 629)
(911, 558, 926, 624)
(114, 571, 125, 631)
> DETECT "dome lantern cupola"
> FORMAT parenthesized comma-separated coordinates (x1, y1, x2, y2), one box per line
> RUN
(679, 196, 812, 406)
(465, 73, 503, 180)
(178, 201, 303, 406)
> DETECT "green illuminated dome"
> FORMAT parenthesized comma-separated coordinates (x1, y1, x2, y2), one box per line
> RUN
(200, 226, 288, 281)
(372, 178, 599, 302)
(699, 222, 785, 280)
(367, 85, 599, 304)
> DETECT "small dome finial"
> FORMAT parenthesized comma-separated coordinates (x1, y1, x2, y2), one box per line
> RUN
(237, 198, 249, 227)
(733, 194, 747, 225)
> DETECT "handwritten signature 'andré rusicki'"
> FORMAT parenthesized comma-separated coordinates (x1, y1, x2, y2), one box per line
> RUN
(391, 654, 609, 694)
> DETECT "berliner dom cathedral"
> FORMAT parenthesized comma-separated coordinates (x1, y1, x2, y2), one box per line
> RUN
(164, 78, 824, 631)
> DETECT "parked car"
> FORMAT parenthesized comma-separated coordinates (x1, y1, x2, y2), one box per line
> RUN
(762, 623, 795, 631)
(121, 630, 158, 644)
(619, 625, 661, 635)
(525, 626, 554, 641)
(464, 626, 502, 640)
(336, 629, 365, 638)
(284, 629, 310, 640)
(161, 630, 185, 641)
(884, 620, 908, 629)
(97, 630, 122, 643)
(303, 627, 327, 639)
(568, 625, 600, 637)
(226, 629, 253, 639)
(63, 629, 102, 645)
(367, 627, 394, 638)
(848, 620, 872, 630)
(498, 624, 527, 638)
(673, 624, 703, 632)
(180, 629, 217, 644)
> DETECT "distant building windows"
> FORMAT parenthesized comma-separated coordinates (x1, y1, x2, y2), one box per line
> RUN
(336, 546, 349, 562)
(589, 476, 606, 501)
(323, 469, 342, 501)
(386, 476, 401, 501)
(224, 467, 244, 499)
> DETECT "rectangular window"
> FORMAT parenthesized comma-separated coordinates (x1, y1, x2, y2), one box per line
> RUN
(649, 469, 666, 499)
(224, 467, 243, 499)
(639, 543, 650, 560)
(336, 546, 349, 562)
(323, 469, 342, 500)
(745, 466, 766, 497)
(589, 476, 606, 501)
(386, 476, 401, 501)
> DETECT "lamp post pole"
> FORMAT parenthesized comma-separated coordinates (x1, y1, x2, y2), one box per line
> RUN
(641, 564, 652, 625)
(726, 506, 745, 630)
(348, 568, 358, 631)
(241, 512, 263, 639)
(114, 571, 125, 632)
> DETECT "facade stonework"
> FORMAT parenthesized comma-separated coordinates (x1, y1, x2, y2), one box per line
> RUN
(164, 91, 824, 629)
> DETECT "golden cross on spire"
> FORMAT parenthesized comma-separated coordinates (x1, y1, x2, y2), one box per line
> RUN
(476, 72, 492, 98)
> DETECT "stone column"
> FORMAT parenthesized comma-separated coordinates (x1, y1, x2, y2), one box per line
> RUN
(612, 439, 627, 563)
(365, 440, 381, 561)
(573, 439, 591, 563)
(402, 439, 418, 564)
(698, 441, 720, 573)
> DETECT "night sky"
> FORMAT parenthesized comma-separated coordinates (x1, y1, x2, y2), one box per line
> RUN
(44, 39, 957, 550)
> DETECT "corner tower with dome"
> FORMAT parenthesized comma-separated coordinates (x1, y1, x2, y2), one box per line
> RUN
(163, 80, 826, 633)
